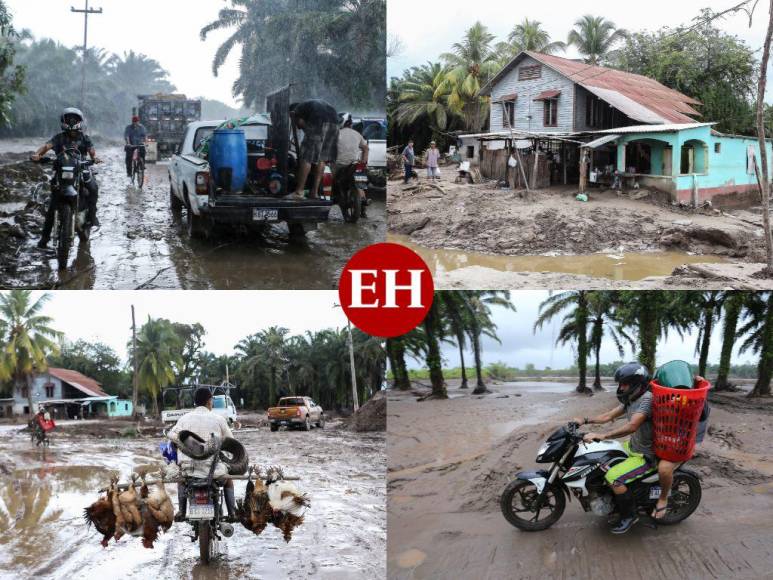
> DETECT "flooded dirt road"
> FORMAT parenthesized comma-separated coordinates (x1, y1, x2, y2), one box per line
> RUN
(387, 381, 773, 580)
(0, 420, 385, 579)
(0, 141, 385, 289)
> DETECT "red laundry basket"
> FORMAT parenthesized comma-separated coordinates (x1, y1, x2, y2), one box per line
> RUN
(650, 378, 710, 462)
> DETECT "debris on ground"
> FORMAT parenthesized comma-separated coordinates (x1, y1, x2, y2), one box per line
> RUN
(351, 390, 386, 432)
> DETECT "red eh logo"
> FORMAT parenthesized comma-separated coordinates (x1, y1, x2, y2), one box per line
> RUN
(339, 243, 434, 337)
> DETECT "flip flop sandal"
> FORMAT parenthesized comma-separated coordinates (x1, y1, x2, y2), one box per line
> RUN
(651, 505, 668, 519)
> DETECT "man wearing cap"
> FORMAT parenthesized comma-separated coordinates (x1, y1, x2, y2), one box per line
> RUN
(167, 386, 238, 522)
(124, 115, 147, 178)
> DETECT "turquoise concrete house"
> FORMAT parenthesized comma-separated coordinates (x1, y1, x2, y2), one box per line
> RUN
(586, 122, 773, 206)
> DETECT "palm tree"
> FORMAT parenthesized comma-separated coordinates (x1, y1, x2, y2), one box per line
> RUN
(461, 291, 514, 394)
(567, 15, 627, 65)
(421, 296, 447, 399)
(737, 292, 773, 397)
(684, 291, 725, 378)
(535, 291, 592, 394)
(386, 335, 412, 390)
(586, 291, 627, 390)
(0, 291, 61, 416)
(237, 326, 289, 408)
(715, 291, 748, 391)
(496, 19, 565, 65)
(438, 292, 472, 388)
(134, 317, 182, 418)
(394, 62, 454, 136)
(438, 22, 500, 131)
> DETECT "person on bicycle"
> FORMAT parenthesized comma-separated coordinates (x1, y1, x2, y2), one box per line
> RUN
(124, 115, 147, 178)
(334, 114, 369, 217)
(167, 387, 238, 523)
(31, 107, 101, 248)
(573, 362, 654, 534)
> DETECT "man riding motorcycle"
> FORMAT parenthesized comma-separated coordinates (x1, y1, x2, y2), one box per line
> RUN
(31, 107, 102, 248)
(573, 362, 655, 534)
(124, 115, 147, 178)
(167, 387, 238, 522)
(335, 113, 369, 218)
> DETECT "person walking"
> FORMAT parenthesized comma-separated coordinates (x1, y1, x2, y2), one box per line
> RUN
(402, 140, 415, 184)
(426, 141, 440, 180)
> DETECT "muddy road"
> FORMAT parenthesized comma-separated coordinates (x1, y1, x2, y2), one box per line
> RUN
(387, 382, 773, 580)
(0, 141, 385, 289)
(388, 173, 773, 289)
(0, 420, 386, 579)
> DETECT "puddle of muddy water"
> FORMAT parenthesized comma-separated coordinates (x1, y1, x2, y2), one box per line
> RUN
(390, 234, 726, 281)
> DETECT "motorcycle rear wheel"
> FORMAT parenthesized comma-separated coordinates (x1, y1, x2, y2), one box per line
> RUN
(342, 186, 361, 223)
(657, 472, 702, 525)
(199, 522, 215, 564)
(56, 204, 73, 270)
(500, 479, 566, 531)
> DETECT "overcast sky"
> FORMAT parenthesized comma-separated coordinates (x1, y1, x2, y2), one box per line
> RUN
(7, 0, 242, 106)
(388, 0, 772, 100)
(27, 290, 350, 361)
(406, 291, 756, 371)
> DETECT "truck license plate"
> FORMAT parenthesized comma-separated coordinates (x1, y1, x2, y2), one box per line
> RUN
(649, 487, 661, 500)
(253, 208, 278, 222)
(188, 503, 215, 520)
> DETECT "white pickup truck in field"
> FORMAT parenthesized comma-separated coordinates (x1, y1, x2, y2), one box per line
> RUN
(161, 393, 238, 427)
(168, 116, 333, 239)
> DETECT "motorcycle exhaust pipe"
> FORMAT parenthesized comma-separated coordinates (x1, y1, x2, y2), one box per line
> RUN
(220, 522, 235, 538)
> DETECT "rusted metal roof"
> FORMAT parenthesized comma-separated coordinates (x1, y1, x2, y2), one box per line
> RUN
(47, 367, 108, 398)
(482, 51, 702, 124)
(533, 89, 561, 100)
(492, 92, 517, 103)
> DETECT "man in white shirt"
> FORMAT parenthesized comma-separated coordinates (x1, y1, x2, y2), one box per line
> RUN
(168, 387, 237, 521)
(335, 114, 369, 217)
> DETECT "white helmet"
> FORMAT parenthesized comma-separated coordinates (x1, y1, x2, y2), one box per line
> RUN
(340, 112, 353, 128)
(61, 107, 84, 132)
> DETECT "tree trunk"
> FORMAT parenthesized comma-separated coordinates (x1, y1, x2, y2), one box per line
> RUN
(386, 339, 411, 390)
(423, 303, 447, 399)
(23, 375, 33, 416)
(151, 390, 159, 418)
(576, 292, 591, 394)
(457, 333, 469, 389)
(592, 318, 603, 390)
(698, 306, 714, 377)
(749, 293, 773, 397)
(639, 294, 658, 373)
(715, 293, 743, 391)
(756, 0, 773, 274)
(470, 328, 488, 395)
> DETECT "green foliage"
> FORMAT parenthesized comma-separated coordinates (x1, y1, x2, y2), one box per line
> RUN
(2, 39, 174, 138)
(566, 15, 627, 65)
(0, 1, 24, 128)
(610, 10, 758, 135)
(495, 18, 566, 67)
(201, 0, 385, 111)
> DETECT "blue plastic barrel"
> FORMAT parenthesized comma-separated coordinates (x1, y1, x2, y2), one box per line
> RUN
(209, 128, 247, 193)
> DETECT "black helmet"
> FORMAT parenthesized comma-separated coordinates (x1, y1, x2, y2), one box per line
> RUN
(61, 107, 84, 132)
(614, 362, 650, 405)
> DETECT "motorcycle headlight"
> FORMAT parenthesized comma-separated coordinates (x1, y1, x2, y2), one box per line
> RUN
(536, 442, 549, 460)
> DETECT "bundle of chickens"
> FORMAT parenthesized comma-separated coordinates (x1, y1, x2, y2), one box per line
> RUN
(83, 473, 175, 549)
(236, 466, 310, 542)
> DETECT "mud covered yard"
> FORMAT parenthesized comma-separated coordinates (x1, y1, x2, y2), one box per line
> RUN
(388, 173, 773, 289)
(0, 141, 385, 289)
(387, 381, 773, 580)
(0, 419, 386, 579)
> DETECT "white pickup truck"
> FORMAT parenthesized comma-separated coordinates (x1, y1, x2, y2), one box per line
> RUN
(161, 393, 238, 427)
(168, 116, 333, 239)
(351, 116, 386, 193)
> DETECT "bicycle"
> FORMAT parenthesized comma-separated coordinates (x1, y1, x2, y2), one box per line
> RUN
(130, 145, 146, 189)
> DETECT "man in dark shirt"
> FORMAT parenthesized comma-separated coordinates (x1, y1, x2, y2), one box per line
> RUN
(31, 107, 102, 248)
(288, 99, 339, 198)
(124, 115, 147, 178)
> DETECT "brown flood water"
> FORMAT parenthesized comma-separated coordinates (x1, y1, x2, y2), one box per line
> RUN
(390, 234, 726, 281)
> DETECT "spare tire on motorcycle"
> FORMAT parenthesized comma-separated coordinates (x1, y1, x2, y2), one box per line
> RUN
(651, 360, 711, 462)
(177, 430, 220, 460)
(218, 437, 249, 475)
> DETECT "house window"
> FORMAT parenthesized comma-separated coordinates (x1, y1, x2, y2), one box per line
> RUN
(466, 146, 475, 159)
(45, 386, 54, 398)
(518, 65, 542, 81)
(544, 99, 558, 127)
(714, 143, 721, 154)
(21, 387, 28, 398)
(504, 100, 516, 127)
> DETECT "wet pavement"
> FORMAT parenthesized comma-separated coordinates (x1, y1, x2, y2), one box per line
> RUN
(0, 142, 385, 289)
(0, 421, 386, 579)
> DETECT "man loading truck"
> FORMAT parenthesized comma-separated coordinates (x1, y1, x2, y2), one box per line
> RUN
(287, 99, 339, 199)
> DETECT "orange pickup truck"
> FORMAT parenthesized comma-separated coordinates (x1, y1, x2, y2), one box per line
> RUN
(267, 396, 325, 431)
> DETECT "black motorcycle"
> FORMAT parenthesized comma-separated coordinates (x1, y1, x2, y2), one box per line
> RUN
(500, 422, 702, 531)
(35, 148, 96, 269)
(332, 162, 368, 223)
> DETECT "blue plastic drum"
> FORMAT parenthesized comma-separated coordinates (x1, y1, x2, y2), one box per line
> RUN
(209, 128, 247, 193)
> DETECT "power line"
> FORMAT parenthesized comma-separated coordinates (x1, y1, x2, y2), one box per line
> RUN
(71, 0, 103, 109)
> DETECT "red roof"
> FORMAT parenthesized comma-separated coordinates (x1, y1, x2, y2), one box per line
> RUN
(47, 368, 108, 398)
(484, 51, 701, 124)
(534, 89, 561, 100)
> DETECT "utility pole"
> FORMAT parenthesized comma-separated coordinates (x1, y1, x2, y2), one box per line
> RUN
(334, 303, 359, 412)
(131, 305, 139, 419)
(71, 0, 103, 109)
